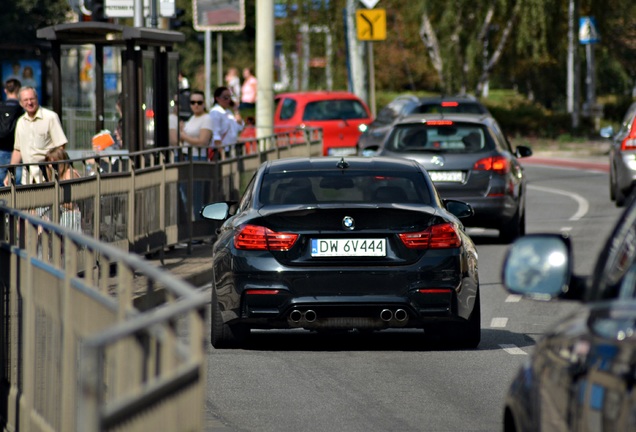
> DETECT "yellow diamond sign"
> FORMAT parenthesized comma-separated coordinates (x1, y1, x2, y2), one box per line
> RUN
(356, 9, 386, 41)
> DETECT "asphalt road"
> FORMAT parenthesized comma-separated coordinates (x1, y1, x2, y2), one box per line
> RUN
(202, 161, 622, 432)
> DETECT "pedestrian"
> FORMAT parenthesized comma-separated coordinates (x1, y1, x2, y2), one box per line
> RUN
(178, 70, 190, 90)
(180, 90, 213, 221)
(239, 67, 257, 112)
(225, 67, 241, 106)
(180, 90, 213, 160)
(3, 86, 67, 186)
(0, 78, 24, 184)
(43, 147, 82, 232)
(209, 86, 244, 159)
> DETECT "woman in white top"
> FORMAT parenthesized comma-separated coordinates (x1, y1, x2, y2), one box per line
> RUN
(209, 86, 244, 159)
(180, 90, 213, 160)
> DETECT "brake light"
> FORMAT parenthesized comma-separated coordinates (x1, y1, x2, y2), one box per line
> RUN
(234, 225, 299, 251)
(473, 156, 510, 174)
(398, 223, 461, 249)
(441, 101, 459, 107)
(245, 289, 281, 295)
(621, 137, 636, 151)
(418, 288, 452, 294)
(426, 120, 454, 126)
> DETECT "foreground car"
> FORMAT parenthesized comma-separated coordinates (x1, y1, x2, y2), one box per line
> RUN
(601, 101, 636, 206)
(358, 94, 490, 154)
(362, 113, 532, 242)
(501, 196, 636, 431)
(202, 156, 480, 348)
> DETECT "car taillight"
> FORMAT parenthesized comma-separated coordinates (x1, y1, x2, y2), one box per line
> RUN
(234, 225, 299, 251)
(426, 120, 454, 126)
(473, 156, 510, 174)
(441, 101, 459, 107)
(398, 223, 462, 249)
(621, 137, 636, 151)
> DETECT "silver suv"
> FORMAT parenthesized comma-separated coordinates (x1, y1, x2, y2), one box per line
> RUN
(601, 101, 636, 206)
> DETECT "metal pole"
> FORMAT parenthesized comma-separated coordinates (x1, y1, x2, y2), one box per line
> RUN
(205, 30, 212, 107)
(256, 0, 274, 140)
(134, 0, 144, 28)
(367, 42, 375, 117)
(217, 33, 223, 87)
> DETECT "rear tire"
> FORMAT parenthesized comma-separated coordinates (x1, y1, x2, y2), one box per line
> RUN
(455, 291, 481, 349)
(615, 181, 627, 207)
(499, 209, 523, 244)
(210, 287, 249, 349)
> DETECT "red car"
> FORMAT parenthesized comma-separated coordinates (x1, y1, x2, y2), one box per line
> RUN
(241, 91, 373, 156)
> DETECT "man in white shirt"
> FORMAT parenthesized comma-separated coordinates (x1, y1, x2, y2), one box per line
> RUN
(209, 86, 244, 157)
(3, 86, 67, 185)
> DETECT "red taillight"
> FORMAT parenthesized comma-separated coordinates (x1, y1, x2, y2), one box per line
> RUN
(398, 223, 462, 249)
(426, 120, 454, 126)
(473, 156, 510, 175)
(234, 225, 299, 251)
(418, 288, 453, 294)
(441, 101, 459, 107)
(245, 289, 281, 295)
(621, 137, 636, 151)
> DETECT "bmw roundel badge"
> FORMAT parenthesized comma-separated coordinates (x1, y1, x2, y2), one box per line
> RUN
(342, 216, 355, 230)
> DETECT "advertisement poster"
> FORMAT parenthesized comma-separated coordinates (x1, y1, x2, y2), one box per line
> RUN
(1, 60, 42, 102)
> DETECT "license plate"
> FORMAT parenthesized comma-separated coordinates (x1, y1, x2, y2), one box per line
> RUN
(428, 171, 464, 182)
(328, 147, 357, 156)
(311, 238, 386, 257)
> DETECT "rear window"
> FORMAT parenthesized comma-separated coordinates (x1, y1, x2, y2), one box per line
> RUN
(385, 122, 494, 153)
(412, 102, 487, 115)
(259, 170, 432, 206)
(302, 100, 368, 121)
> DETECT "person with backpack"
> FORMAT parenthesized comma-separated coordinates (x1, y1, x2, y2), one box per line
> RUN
(0, 78, 24, 184)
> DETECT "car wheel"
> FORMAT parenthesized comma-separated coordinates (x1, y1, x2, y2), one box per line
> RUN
(430, 291, 481, 349)
(615, 181, 627, 207)
(499, 209, 522, 244)
(456, 291, 481, 349)
(210, 287, 249, 348)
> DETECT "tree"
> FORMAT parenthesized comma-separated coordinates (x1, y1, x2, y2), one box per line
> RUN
(0, 0, 70, 48)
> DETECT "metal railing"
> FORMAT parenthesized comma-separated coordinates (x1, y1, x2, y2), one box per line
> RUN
(0, 129, 323, 431)
(0, 128, 323, 255)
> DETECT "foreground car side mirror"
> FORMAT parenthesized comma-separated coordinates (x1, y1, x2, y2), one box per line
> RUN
(502, 234, 585, 300)
(444, 199, 474, 219)
(600, 125, 614, 139)
(201, 202, 231, 221)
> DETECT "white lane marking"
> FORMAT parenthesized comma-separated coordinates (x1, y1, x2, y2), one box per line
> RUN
(490, 317, 508, 328)
(499, 344, 527, 355)
(505, 295, 522, 303)
(528, 184, 589, 221)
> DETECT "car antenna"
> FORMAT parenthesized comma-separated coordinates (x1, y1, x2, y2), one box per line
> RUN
(337, 157, 349, 169)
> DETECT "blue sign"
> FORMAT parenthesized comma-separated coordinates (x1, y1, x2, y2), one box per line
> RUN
(579, 17, 600, 44)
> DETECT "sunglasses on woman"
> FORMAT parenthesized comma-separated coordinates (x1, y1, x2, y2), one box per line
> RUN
(190, 100, 204, 105)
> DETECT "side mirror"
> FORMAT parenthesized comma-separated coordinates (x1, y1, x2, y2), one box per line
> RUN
(444, 199, 474, 219)
(502, 234, 575, 299)
(201, 202, 230, 221)
(600, 126, 614, 139)
(515, 145, 533, 158)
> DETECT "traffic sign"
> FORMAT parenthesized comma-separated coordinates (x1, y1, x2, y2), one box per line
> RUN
(356, 9, 386, 41)
(104, 0, 175, 18)
(579, 16, 600, 44)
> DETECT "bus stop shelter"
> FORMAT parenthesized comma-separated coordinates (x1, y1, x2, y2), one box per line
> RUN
(37, 22, 184, 152)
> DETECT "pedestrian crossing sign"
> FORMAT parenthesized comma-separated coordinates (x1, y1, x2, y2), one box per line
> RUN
(579, 17, 600, 44)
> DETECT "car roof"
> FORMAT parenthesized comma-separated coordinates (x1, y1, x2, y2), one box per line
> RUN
(275, 91, 365, 102)
(394, 112, 495, 126)
(263, 156, 422, 174)
(417, 95, 482, 103)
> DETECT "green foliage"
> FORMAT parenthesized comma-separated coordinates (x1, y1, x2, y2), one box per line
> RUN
(0, 0, 70, 46)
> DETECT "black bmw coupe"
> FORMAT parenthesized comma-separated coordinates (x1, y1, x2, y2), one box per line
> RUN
(202, 156, 480, 348)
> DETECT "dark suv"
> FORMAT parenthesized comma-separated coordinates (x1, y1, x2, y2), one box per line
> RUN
(358, 95, 490, 154)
